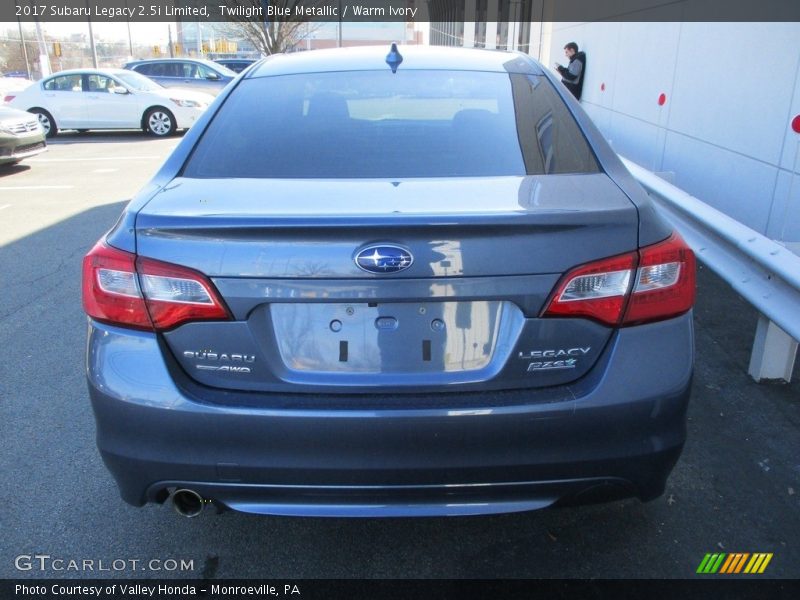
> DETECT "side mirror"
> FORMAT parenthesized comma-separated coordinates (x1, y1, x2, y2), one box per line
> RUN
(205, 72, 221, 81)
(112, 86, 129, 95)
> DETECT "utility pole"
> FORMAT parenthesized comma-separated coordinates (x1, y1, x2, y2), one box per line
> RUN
(87, 20, 98, 67)
(85, 0, 98, 67)
(124, 0, 134, 57)
(196, 21, 202, 55)
(15, 7, 31, 77)
(33, 18, 50, 77)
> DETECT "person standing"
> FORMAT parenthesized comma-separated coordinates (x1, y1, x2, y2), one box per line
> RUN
(555, 42, 586, 100)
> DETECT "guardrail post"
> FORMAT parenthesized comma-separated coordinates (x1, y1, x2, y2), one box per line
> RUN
(748, 315, 798, 383)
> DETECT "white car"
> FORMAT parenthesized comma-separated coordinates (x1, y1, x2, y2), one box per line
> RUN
(7, 68, 213, 137)
(1, 75, 33, 103)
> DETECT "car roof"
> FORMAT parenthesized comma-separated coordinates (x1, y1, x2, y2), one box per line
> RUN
(247, 45, 543, 78)
(42, 68, 129, 77)
(127, 57, 223, 68)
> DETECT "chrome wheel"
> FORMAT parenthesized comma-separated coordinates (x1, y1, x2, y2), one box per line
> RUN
(30, 109, 57, 138)
(37, 112, 51, 135)
(147, 110, 174, 136)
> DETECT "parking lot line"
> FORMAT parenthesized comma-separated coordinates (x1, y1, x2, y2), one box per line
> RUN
(92, 168, 119, 173)
(27, 156, 159, 162)
(0, 185, 74, 190)
(0, 204, 10, 210)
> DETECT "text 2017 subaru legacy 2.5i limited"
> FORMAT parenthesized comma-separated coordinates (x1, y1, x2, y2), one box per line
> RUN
(82, 46, 695, 518)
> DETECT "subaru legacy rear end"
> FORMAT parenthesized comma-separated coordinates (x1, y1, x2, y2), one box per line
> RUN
(82, 46, 694, 517)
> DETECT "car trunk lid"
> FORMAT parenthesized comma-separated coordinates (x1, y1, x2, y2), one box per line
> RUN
(135, 173, 638, 394)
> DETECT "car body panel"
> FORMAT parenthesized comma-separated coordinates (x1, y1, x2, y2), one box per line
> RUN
(87, 312, 692, 515)
(0, 75, 33, 101)
(0, 105, 46, 164)
(249, 46, 544, 78)
(135, 174, 638, 278)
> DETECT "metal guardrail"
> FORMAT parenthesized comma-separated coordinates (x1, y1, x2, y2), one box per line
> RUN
(620, 157, 800, 383)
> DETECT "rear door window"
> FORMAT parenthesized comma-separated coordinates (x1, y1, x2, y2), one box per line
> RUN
(43, 74, 83, 92)
(133, 63, 155, 76)
(180, 62, 199, 78)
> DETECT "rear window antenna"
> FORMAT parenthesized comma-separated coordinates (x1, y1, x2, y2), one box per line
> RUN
(385, 43, 403, 73)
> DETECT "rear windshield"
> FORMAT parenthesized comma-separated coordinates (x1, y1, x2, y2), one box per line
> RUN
(183, 70, 599, 179)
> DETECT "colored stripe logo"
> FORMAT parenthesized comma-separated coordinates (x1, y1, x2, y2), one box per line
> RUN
(697, 553, 773, 574)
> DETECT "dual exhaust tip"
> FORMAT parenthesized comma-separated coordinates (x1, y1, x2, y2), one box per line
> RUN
(171, 489, 205, 518)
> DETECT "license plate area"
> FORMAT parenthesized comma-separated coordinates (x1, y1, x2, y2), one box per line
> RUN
(270, 301, 518, 375)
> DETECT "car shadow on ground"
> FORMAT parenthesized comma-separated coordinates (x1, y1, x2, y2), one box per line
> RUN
(48, 130, 186, 144)
(0, 163, 31, 177)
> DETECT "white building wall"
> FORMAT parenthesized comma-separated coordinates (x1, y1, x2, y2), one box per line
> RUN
(546, 19, 800, 245)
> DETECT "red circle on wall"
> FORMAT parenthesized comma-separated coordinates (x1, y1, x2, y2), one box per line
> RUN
(658, 93, 667, 106)
(792, 114, 800, 133)
(601, 83, 606, 91)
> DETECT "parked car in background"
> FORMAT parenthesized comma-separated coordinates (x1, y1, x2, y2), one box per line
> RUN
(124, 58, 236, 95)
(8, 68, 213, 137)
(0, 105, 46, 165)
(83, 45, 695, 519)
(214, 58, 257, 73)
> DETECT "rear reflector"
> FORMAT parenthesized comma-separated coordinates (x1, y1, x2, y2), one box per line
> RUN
(542, 232, 695, 327)
(82, 240, 231, 331)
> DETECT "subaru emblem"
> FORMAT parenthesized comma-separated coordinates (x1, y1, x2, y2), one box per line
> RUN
(355, 245, 414, 274)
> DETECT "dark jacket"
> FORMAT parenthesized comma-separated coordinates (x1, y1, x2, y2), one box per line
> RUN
(557, 51, 586, 100)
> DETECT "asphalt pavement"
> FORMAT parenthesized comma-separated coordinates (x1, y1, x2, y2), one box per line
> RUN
(0, 132, 798, 580)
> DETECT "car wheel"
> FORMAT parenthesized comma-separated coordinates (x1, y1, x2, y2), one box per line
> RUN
(29, 108, 57, 138)
(145, 108, 176, 137)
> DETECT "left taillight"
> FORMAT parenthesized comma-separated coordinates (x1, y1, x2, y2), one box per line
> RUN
(541, 232, 695, 327)
(82, 240, 231, 331)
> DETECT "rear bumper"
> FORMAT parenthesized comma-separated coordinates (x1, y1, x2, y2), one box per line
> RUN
(86, 313, 693, 517)
(172, 106, 206, 130)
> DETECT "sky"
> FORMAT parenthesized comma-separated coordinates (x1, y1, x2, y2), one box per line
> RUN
(1, 20, 407, 45)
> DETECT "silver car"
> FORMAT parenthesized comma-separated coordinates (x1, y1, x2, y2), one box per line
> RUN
(83, 46, 695, 518)
(0, 105, 46, 165)
(123, 58, 236, 96)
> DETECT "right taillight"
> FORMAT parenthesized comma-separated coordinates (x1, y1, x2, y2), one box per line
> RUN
(623, 232, 695, 325)
(542, 232, 695, 327)
(82, 240, 231, 331)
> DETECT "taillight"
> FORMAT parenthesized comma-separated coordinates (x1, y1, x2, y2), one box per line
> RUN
(82, 240, 231, 331)
(135, 255, 230, 330)
(3, 95, 15, 103)
(82, 241, 151, 330)
(623, 232, 696, 325)
(542, 232, 695, 327)
(541, 251, 637, 325)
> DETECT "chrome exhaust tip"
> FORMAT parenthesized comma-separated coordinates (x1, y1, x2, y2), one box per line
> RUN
(171, 489, 204, 518)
